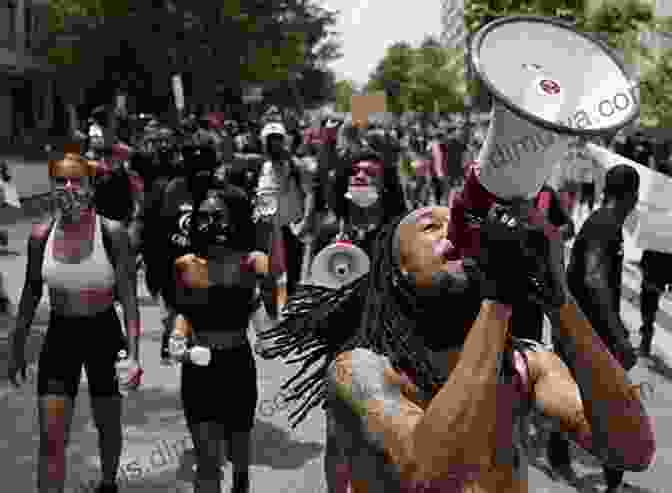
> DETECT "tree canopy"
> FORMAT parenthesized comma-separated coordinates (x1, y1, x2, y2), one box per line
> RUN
(47, 0, 342, 113)
(364, 36, 467, 116)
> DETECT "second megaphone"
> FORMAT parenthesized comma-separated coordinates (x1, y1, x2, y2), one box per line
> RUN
(308, 240, 371, 290)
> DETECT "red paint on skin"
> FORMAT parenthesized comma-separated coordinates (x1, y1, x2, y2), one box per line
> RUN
(127, 320, 142, 338)
(271, 237, 287, 275)
(32, 223, 51, 239)
(241, 255, 255, 273)
(77, 288, 114, 306)
(46, 413, 66, 482)
(335, 463, 352, 493)
(352, 160, 383, 177)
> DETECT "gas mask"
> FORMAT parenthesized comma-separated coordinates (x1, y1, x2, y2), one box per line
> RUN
(53, 179, 94, 218)
(190, 197, 234, 255)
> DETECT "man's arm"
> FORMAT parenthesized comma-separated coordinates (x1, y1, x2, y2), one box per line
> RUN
(328, 301, 512, 482)
(535, 303, 655, 471)
(580, 238, 632, 351)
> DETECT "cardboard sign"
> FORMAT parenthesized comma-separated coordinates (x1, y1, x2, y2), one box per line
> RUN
(351, 92, 386, 128)
(586, 143, 672, 253)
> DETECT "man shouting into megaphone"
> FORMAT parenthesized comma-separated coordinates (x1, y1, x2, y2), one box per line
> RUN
(258, 93, 656, 493)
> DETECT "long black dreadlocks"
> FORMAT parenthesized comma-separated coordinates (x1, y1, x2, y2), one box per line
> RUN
(260, 210, 548, 427)
(259, 215, 446, 427)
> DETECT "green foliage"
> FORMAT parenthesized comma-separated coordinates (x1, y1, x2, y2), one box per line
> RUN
(334, 79, 356, 113)
(366, 41, 466, 115)
(47, 0, 341, 109)
(639, 48, 672, 128)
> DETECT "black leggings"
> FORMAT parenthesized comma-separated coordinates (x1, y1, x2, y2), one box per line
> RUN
(37, 306, 126, 398)
(281, 225, 304, 295)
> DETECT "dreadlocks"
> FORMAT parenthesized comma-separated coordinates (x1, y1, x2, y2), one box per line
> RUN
(261, 210, 546, 428)
(259, 215, 445, 427)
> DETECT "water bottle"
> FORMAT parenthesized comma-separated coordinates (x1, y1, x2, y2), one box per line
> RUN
(115, 349, 132, 397)
(188, 346, 212, 366)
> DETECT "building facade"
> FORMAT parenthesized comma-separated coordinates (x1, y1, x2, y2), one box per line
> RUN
(0, 0, 59, 149)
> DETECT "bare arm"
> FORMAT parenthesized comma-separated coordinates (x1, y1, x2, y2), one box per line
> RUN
(544, 300, 655, 470)
(104, 218, 141, 361)
(11, 223, 49, 353)
(250, 251, 280, 326)
(328, 300, 512, 482)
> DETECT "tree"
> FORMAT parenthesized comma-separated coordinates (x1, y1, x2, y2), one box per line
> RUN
(334, 79, 356, 113)
(639, 48, 672, 128)
(367, 42, 415, 115)
(365, 39, 467, 117)
(47, 0, 342, 131)
(407, 43, 467, 115)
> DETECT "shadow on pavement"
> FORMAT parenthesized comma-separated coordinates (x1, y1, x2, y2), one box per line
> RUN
(250, 418, 323, 468)
(173, 417, 324, 483)
(119, 386, 183, 428)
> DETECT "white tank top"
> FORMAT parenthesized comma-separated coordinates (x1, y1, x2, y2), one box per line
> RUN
(42, 215, 116, 292)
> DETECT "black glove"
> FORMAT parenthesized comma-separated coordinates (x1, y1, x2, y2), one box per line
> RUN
(465, 204, 532, 305)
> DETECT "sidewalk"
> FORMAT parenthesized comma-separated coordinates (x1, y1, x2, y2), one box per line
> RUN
(0, 156, 52, 226)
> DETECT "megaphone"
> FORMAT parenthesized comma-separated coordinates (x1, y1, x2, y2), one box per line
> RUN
(307, 240, 371, 290)
(467, 15, 638, 201)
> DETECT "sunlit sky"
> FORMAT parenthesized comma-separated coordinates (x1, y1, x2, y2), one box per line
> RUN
(320, 0, 443, 86)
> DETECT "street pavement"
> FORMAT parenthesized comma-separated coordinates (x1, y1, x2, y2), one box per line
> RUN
(0, 214, 671, 492)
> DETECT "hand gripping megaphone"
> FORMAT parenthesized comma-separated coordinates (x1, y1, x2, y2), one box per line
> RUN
(307, 240, 371, 290)
(447, 15, 639, 258)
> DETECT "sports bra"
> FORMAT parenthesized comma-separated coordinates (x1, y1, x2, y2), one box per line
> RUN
(42, 215, 116, 292)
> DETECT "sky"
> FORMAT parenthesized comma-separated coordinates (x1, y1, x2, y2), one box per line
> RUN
(319, 0, 443, 86)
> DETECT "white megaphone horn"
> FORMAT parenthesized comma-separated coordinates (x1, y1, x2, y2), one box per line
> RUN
(307, 240, 371, 290)
(467, 15, 639, 201)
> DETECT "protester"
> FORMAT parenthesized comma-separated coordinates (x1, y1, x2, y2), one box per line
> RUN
(166, 185, 278, 493)
(259, 204, 654, 492)
(566, 164, 641, 492)
(8, 153, 142, 493)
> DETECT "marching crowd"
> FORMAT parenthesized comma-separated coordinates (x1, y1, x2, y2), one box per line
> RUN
(4, 107, 660, 493)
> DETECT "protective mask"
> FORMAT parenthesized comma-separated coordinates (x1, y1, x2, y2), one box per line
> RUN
(54, 187, 93, 217)
(193, 211, 232, 248)
(345, 185, 379, 208)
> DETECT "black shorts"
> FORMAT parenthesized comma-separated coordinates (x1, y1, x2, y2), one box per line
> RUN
(181, 339, 257, 430)
(37, 307, 126, 398)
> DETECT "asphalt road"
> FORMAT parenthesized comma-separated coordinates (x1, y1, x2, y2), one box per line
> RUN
(0, 215, 671, 492)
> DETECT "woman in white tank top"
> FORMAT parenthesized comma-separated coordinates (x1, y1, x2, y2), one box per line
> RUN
(8, 153, 142, 493)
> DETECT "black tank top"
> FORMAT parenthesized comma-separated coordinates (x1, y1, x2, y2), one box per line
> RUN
(176, 253, 257, 333)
